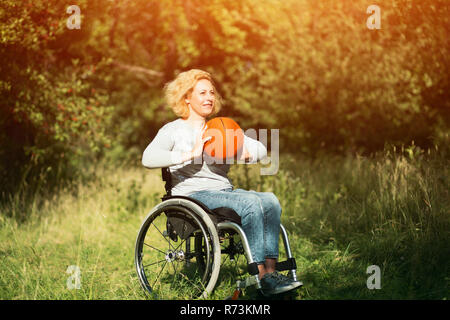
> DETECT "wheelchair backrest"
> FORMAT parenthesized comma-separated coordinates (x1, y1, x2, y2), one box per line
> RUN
(161, 167, 172, 197)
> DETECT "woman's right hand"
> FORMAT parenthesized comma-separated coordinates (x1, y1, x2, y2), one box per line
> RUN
(191, 124, 211, 159)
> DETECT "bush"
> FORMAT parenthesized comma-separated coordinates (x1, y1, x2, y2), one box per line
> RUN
(0, 0, 114, 200)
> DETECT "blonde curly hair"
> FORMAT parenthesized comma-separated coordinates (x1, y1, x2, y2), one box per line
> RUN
(163, 69, 222, 119)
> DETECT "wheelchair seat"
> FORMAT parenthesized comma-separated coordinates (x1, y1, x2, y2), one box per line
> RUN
(161, 167, 242, 227)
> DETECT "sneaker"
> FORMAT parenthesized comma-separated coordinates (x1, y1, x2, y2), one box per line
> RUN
(278, 273, 303, 288)
(260, 272, 303, 296)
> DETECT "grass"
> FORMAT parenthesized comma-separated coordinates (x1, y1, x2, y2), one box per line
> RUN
(230, 147, 449, 299)
(0, 148, 448, 300)
(0, 166, 158, 300)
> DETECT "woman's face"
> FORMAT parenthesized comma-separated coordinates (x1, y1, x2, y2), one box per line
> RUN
(186, 79, 215, 119)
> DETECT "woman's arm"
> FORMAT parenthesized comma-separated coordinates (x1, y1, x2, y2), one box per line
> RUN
(142, 124, 211, 169)
(241, 134, 268, 163)
(142, 126, 193, 168)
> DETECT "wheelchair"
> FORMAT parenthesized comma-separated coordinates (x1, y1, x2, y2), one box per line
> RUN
(135, 167, 299, 299)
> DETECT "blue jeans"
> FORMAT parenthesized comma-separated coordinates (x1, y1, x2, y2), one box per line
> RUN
(189, 188, 282, 264)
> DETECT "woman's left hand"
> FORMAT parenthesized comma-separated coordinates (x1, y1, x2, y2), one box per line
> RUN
(239, 146, 252, 162)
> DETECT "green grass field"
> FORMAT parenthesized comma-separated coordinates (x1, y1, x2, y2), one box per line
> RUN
(1, 150, 448, 300)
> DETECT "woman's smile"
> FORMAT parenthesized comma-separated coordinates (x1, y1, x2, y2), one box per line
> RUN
(186, 79, 216, 118)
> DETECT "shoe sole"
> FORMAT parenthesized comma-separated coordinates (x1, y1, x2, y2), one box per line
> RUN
(261, 281, 303, 296)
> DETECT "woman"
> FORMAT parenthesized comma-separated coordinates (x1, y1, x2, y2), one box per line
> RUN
(142, 69, 301, 296)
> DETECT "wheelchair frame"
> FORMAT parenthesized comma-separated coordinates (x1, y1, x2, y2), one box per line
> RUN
(134, 167, 298, 299)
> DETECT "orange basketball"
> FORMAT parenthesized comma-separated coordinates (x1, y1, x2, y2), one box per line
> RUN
(203, 117, 244, 161)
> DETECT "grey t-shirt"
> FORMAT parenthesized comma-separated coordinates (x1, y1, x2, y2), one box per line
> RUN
(142, 118, 267, 196)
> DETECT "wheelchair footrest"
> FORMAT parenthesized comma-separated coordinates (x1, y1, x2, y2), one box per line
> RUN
(275, 257, 297, 272)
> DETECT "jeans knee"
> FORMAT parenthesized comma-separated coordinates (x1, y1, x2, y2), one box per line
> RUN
(264, 192, 282, 216)
(242, 195, 264, 218)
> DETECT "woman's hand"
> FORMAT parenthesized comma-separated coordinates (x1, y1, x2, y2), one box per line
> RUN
(179, 124, 211, 163)
(239, 145, 252, 162)
(192, 124, 212, 159)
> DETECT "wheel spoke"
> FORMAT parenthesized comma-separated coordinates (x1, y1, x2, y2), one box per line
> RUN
(144, 242, 166, 255)
(170, 260, 178, 275)
(152, 260, 168, 289)
(221, 250, 230, 268)
(144, 258, 166, 269)
(151, 221, 176, 251)
(178, 270, 205, 294)
(173, 237, 187, 252)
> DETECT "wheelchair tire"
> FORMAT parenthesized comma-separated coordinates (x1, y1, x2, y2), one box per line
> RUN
(135, 198, 221, 299)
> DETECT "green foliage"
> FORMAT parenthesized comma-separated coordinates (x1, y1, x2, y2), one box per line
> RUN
(99, 0, 449, 154)
(0, 0, 114, 198)
(2, 0, 449, 198)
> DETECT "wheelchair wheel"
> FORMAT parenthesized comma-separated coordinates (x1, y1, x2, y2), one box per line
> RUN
(135, 198, 221, 299)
